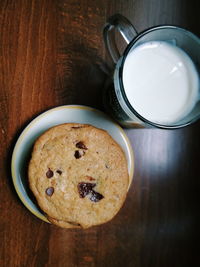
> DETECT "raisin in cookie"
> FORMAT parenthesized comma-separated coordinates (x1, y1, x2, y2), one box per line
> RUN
(28, 123, 129, 228)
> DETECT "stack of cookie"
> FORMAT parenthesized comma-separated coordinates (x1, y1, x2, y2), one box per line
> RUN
(28, 123, 129, 228)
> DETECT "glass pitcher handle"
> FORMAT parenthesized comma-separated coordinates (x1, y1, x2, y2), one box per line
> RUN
(103, 14, 138, 64)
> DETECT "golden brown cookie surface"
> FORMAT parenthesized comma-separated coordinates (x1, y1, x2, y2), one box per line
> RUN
(28, 123, 129, 228)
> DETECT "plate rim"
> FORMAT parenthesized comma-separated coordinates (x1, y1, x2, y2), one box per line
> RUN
(11, 105, 134, 223)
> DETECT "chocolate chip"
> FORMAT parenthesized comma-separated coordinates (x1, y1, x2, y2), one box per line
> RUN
(90, 191, 104, 202)
(46, 187, 54, 196)
(78, 182, 96, 198)
(56, 170, 62, 175)
(46, 169, 53, 178)
(74, 150, 85, 159)
(76, 141, 88, 150)
(77, 182, 104, 202)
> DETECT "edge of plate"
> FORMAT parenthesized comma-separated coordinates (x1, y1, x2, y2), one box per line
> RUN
(11, 105, 134, 223)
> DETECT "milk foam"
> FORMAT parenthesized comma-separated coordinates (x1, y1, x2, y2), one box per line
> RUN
(122, 41, 199, 124)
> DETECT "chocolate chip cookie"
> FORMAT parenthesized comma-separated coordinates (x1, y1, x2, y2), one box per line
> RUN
(28, 123, 129, 228)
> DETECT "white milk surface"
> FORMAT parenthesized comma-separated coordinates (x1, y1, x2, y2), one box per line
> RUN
(122, 41, 199, 124)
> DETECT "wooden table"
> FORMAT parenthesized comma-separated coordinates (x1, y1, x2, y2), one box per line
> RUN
(0, 1, 199, 266)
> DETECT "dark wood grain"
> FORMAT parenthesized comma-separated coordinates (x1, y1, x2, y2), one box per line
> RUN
(0, 0, 199, 266)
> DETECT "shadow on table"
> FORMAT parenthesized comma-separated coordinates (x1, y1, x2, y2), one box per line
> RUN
(55, 36, 112, 110)
(6, 119, 43, 209)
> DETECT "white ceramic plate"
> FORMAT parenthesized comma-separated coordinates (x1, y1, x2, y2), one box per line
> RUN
(11, 105, 134, 223)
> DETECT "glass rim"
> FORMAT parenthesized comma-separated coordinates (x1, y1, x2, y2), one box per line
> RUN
(118, 25, 200, 129)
